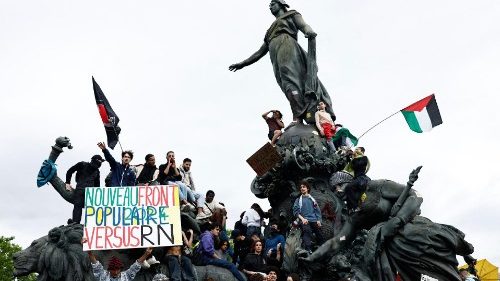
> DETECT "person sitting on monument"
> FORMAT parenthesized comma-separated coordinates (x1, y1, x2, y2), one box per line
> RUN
(196, 190, 226, 222)
(292, 180, 323, 253)
(315, 101, 337, 152)
(262, 110, 284, 145)
(158, 151, 196, 210)
(179, 157, 202, 205)
(88, 247, 153, 281)
(98, 142, 136, 187)
(163, 245, 197, 281)
(65, 154, 104, 224)
(242, 203, 265, 237)
(231, 229, 259, 266)
(215, 239, 233, 263)
(264, 223, 285, 267)
(135, 153, 159, 185)
(241, 240, 267, 278)
(197, 223, 246, 281)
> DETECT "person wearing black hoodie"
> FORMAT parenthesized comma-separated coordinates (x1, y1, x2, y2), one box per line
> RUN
(65, 154, 104, 223)
(135, 154, 159, 185)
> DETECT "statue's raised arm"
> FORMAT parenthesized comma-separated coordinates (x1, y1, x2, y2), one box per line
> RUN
(228, 0, 334, 124)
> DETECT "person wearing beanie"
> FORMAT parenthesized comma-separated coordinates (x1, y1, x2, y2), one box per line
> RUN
(65, 154, 104, 224)
(88, 247, 153, 281)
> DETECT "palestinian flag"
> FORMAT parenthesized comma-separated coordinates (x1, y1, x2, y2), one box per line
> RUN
(401, 94, 442, 133)
(92, 77, 121, 149)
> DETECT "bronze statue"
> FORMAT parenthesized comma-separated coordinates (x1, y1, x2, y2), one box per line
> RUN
(229, 0, 334, 124)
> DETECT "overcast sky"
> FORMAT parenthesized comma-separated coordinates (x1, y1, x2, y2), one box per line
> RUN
(1, 0, 499, 268)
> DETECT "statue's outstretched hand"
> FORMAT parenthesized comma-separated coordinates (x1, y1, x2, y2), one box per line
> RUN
(229, 63, 244, 72)
(408, 166, 422, 186)
(55, 136, 73, 149)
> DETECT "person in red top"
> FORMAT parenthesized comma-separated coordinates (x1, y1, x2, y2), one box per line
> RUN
(262, 110, 284, 145)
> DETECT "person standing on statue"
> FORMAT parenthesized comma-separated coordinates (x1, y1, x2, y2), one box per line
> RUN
(65, 154, 105, 224)
(229, 0, 335, 124)
(315, 101, 337, 152)
(292, 181, 323, 252)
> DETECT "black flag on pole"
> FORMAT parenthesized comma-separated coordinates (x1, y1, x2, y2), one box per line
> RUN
(92, 77, 121, 150)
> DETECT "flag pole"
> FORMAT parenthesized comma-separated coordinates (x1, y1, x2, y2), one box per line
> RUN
(357, 110, 401, 141)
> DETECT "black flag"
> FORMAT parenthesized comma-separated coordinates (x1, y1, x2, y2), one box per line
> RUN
(92, 77, 121, 150)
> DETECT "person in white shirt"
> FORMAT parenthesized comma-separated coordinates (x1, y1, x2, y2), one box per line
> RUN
(242, 203, 265, 237)
(196, 190, 226, 221)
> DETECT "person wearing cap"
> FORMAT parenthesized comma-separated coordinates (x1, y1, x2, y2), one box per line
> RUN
(65, 154, 105, 224)
(88, 247, 153, 281)
(229, 0, 335, 125)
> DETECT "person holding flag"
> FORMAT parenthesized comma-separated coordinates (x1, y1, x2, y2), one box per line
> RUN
(98, 142, 136, 187)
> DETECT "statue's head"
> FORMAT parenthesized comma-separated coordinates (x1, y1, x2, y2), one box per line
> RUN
(13, 236, 48, 277)
(269, 0, 289, 15)
(37, 224, 91, 281)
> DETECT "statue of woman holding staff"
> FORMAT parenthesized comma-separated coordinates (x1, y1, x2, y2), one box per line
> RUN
(229, 0, 335, 125)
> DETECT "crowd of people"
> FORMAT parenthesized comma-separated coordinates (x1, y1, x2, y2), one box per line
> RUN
(64, 100, 476, 281)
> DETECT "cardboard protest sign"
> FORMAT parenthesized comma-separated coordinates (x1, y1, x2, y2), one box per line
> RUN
(246, 142, 283, 176)
(83, 185, 182, 251)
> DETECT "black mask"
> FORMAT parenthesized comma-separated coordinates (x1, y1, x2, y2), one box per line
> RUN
(90, 159, 102, 169)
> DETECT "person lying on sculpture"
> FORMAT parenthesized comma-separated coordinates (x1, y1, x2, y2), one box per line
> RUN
(229, 0, 334, 124)
(301, 167, 423, 263)
(88, 247, 153, 281)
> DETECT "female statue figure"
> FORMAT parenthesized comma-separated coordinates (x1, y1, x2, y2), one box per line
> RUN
(229, 0, 334, 124)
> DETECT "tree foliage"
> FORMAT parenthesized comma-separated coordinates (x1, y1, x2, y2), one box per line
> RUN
(0, 236, 37, 281)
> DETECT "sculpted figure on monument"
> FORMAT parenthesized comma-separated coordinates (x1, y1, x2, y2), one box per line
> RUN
(229, 0, 335, 124)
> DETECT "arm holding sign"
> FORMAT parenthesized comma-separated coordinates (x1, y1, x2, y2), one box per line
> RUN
(124, 247, 153, 281)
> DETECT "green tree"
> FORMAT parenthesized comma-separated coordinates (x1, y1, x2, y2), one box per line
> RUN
(0, 236, 37, 281)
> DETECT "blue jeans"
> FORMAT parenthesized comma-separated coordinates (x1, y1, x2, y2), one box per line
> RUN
(203, 257, 245, 281)
(246, 225, 261, 237)
(166, 255, 196, 281)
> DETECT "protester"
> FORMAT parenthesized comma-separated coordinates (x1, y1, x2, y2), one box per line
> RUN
(215, 239, 232, 263)
(264, 266, 280, 281)
(459, 269, 479, 281)
(182, 229, 194, 257)
(196, 190, 226, 222)
(197, 223, 245, 281)
(315, 101, 337, 152)
(262, 110, 284, 145)
(164, 245, 196, 281)
(135, 154, 159, 185)
(98, 142, 136, 187)
(88, 247, 152, 281)
(264, 223, 285, 267)
(292, 181, 323, 252)
(242, 203, 265, 237)
(65, 154, 104, 224)
(179, 158, 202, 205)
(241, 240, 267, 278)
(343, 148, 370, 212)
(234, 211, 248, 237)
(158, 151, 196, 209)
